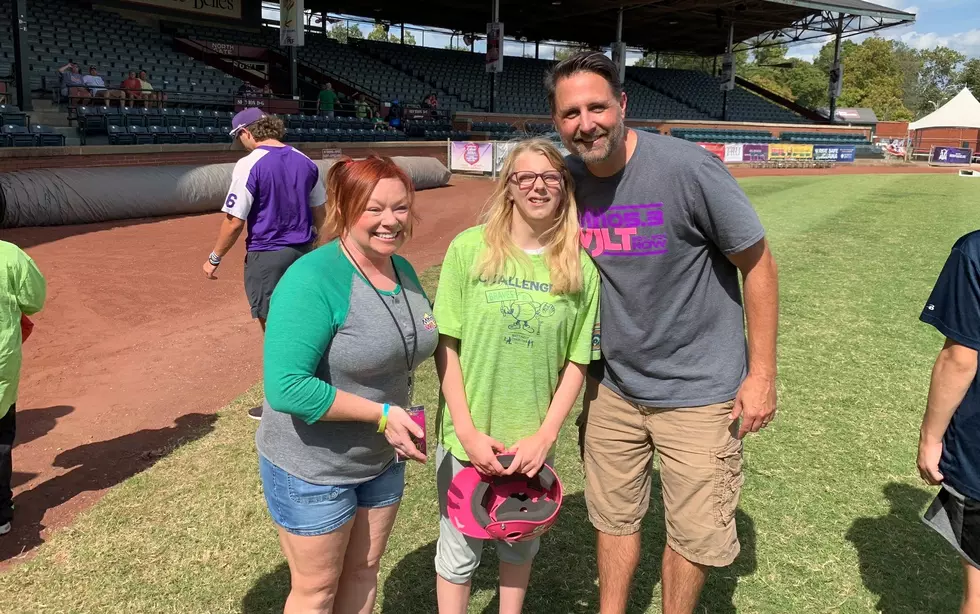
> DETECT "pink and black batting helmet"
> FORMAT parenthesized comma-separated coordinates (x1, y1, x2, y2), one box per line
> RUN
(446, 455, 563, 543)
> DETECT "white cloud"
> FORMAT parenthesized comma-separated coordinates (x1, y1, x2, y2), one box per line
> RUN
(897, 29, 980, 57)
(870, 0, 918, 13)
(783, 0, 920, 62)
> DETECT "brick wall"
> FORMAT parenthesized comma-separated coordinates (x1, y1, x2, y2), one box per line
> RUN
(0, 142, 449, 173)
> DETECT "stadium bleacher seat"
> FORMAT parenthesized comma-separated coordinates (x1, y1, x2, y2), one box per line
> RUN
(204, 126, 231, 143)
(0, 0, 818, 145)
(671, 128, 778, 143)
(0, 0, 243, 106)
(780, 131, 870, 144)
(168, 125, 192, 144)
(2, 124, 36, 147)
(149, 125, 173, 144)
(32, 124, 66, 146)
(108, 124, 136, 146)
(0, 105, 28, 127)
(128, 125, 154, 145)
(629, 66, 810, 124)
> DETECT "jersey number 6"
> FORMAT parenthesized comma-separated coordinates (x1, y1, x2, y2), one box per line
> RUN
(225, 194, 237, 208)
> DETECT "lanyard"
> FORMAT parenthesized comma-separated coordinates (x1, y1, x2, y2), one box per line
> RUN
(342, 241, 419, 402)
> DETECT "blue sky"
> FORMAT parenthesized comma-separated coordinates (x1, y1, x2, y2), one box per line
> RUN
(787, 0, 980, 61)
(262, 1, 979, 65)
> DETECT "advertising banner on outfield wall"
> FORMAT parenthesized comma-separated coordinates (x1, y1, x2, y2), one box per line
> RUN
(724, 144, 743, 163)
(124, 0, 241, 20)
(451, 142, 494, 173)
(929, 146, 973, 166)
(813, 145, 857, 162)
(742, 144, 769, 161)
(697, 142, 725, 159)
(768, 144, 814, 160)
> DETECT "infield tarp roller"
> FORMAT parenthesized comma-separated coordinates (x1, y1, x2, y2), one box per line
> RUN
(0, 156, 451, 228)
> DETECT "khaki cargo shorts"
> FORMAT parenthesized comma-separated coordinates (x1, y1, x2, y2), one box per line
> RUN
(578, 378, 743, 567)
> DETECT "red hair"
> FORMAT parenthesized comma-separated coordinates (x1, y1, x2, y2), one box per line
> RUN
(324, 156, 417, 239)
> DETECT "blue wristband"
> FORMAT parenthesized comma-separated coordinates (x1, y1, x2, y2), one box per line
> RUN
(377, 402, 390, 433)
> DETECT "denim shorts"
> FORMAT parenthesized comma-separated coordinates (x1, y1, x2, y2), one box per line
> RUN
(258, 455, 405, 536)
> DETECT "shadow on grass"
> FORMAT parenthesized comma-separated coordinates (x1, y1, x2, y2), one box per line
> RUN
(240, 475, 758, 613)
(379, 479, 757, 614)
(242, 562, 290, 614)
(846, 482, 961, 614)
(1, 412, 216, 562)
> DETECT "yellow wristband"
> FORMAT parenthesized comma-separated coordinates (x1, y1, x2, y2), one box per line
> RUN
(377, 403, 390, 433)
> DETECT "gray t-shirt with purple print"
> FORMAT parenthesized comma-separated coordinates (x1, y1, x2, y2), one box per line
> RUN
(568, 129, 765, 408)
(223, 144, 326, 251)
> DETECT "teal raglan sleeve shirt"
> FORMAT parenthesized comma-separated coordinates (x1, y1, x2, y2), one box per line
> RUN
(263, 257, 349, 425)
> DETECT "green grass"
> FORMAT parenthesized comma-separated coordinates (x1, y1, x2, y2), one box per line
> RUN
(2, 173, 977, 613)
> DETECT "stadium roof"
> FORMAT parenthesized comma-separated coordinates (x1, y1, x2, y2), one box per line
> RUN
(301, 0, 915, 56)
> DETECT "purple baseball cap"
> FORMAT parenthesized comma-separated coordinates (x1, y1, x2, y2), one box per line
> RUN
(229, 107, 267, 137)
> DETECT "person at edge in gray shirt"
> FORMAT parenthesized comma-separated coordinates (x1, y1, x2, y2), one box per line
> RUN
(546, 51, 779, 614)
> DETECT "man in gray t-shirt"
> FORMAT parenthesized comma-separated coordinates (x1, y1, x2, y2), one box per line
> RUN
(547, 52, 779, 614)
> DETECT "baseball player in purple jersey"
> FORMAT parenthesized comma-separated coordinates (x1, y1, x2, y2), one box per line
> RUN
(203, 108, 327, 420)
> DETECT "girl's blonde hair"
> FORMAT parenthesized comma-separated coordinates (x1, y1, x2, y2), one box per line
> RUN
(475, 138, 583, 295)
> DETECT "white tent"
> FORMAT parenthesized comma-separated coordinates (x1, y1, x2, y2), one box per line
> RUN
(909, 88, 980, 131)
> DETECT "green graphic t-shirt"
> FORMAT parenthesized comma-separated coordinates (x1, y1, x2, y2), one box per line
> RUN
(433, 226, 601, 461)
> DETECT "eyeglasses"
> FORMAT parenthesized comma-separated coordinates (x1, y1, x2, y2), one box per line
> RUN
(509, 171, 564, 190)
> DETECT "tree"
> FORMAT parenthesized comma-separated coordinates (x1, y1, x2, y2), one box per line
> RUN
(782, 60, 829, 108)
(886, 41, 924, 113)
(746, 72, 794, 99)
(835, 37, 913, 120)
(445, 43, 470, 52)
(327, 21, 363, 44)
(634, 53, 656, 68)
(915, 46, 965, 114)
(554, 45, 590, 62)
(813, 39, 857, 76)
(753, 43, 789, 67)
(959, 58, 980, 97)
(367, 23, 417, 45)
(635, 44, 748, 74)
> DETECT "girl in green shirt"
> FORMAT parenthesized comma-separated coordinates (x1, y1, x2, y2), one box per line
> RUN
(433, 139, 600, 613)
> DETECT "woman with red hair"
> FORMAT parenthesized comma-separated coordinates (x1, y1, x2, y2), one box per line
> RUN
(256, 156, 438, 613)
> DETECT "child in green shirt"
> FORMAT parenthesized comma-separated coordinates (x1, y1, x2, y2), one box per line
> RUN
(0, 241, 46, 535)
(433, 139, 600, 612)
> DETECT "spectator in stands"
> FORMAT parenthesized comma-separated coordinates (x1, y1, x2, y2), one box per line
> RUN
(138, 71, 159, 109)
(917, 232, 980, 614)
(57, 62, 88, 107)
(355, 95, 371, 120)
(257, 156, 434, 614)
(0, 240, 46, 537)
(388, 99, 403, 130)
(202, 108, 326, 421)
(262, 83, 274, 98)
(318, 82, 338, 118)
(547, 51, 779, 614)
(121, 71, 143, 108)
(82, 66, 122, 107)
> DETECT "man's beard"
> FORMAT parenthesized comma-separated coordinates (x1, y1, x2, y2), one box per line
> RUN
(565, 117, 626, 165)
